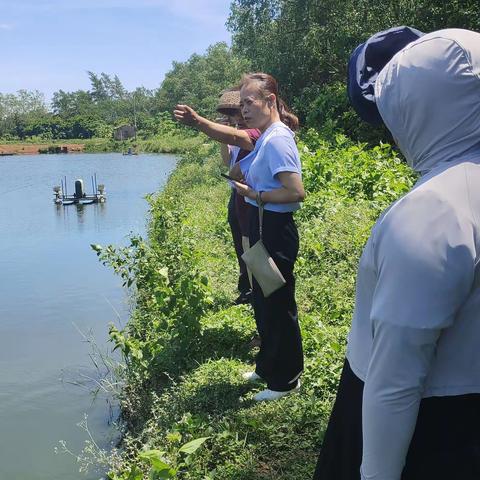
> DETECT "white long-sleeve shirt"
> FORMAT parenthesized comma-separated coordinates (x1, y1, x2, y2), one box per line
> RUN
(346, 29, 480, 479)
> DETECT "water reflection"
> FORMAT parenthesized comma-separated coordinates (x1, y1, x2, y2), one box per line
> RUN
(55, 202, 108, 231)
(75, 204, 85, 227)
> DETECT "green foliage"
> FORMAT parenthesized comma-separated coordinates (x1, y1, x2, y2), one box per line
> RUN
(299, 131, 415, 213)
(1, 42, 250, 141)
(228, 0, 480, 136)
(155, 42, 251, 118)
(0, 89, 49, 139)
(108, 437, 209, 480)
(4, 1, 480, 144)
(139, 131, 204, 154)
(92, 232, 213, 383)
(138, 450, 177, 479)
(52, 73, 150, 135)
(1, 73, 160, 140)
(302, 82, 390, 145)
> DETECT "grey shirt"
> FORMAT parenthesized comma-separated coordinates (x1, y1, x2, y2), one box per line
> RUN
(345, 29, 480, 479)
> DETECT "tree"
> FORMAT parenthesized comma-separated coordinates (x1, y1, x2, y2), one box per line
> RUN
(51, 89, 94, 117)
(155, 42, 251, 118)
(227, 0, 480, 133)
(0, 90, 48, 139)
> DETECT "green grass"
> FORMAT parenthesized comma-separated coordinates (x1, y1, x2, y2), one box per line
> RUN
(82, 133, 206, 154)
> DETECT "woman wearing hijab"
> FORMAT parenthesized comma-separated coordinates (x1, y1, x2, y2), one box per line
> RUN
(314, 28, 480, 480)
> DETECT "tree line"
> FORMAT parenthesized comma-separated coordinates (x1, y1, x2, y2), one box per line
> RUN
(2, 1, 479, 142)
(0, 43, 247, 141)
(228, 0, 480, 142)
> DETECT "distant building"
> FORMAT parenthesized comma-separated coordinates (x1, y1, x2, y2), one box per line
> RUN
(114, 125, 136, 141)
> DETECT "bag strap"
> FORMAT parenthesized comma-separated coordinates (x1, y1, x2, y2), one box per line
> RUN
(258, 204, 264, 239)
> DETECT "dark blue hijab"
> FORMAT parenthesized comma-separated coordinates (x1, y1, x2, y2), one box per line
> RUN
(347, 26, 424, 125)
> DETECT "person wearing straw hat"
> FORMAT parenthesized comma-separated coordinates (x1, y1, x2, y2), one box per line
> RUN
(315, 28, 480, 480)
(216, 88, 261, 305)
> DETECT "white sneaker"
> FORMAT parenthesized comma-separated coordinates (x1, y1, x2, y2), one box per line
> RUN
(253, 381, 301, 402)
(242, 371, 262, 382)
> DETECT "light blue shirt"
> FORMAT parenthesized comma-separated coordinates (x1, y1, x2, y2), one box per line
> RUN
(239, 122, 301, 213)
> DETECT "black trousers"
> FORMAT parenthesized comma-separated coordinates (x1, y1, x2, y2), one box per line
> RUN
(314, 359, 480, 480)
(249, 207, 304, 392)
(228, 190, 250, 293)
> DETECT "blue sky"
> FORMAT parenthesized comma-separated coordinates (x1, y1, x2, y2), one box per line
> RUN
(0, 0, 232, 101)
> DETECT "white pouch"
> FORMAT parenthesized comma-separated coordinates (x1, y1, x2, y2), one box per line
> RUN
(241, 206, 286, 297)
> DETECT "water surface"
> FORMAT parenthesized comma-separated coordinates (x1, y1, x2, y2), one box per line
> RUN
(0, 153, 176, 479)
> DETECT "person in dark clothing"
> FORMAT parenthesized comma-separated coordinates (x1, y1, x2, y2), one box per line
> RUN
(216, 89, 261, 304)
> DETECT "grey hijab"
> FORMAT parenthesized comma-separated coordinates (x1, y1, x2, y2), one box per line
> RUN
(375, 28, 480, 174)
(346, 29, 480, 480)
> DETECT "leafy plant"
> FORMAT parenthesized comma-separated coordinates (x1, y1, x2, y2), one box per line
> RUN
(108, 437, 210, 480)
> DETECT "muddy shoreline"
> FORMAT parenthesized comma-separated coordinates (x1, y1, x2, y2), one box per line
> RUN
(0, 143, 85, 155)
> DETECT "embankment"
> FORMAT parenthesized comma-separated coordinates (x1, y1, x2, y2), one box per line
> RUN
(0, 143, 85, 154)
(0, 132, 205, 156)
(97, 132, 415, 479)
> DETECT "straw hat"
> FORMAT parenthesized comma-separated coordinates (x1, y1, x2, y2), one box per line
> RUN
(216, 89, 241, 115)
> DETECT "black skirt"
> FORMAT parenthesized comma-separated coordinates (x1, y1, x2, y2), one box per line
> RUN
(314, 360, 480, 480)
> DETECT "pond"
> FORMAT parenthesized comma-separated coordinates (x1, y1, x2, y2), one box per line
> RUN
(0, 152, 177, 479)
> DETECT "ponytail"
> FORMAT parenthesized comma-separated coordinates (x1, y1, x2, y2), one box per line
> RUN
(278, 98, 299, 131)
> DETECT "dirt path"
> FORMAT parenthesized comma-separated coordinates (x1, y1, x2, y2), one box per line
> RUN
(0, 143, 85, 155)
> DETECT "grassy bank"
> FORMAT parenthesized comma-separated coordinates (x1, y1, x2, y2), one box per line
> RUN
(82, 133, 206, 154)
(0, 132, 206, 155)
(94, 131, 415, 479)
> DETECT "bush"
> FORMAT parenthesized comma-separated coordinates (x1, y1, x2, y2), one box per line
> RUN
(303, 82, 391, 145)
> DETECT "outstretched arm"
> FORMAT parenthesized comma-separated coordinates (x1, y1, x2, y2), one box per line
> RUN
(173, 104, 254, 151)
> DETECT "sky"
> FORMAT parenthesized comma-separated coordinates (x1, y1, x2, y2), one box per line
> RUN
(0, 0, 232, 101)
